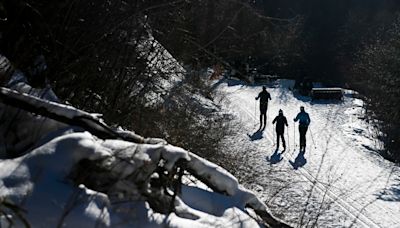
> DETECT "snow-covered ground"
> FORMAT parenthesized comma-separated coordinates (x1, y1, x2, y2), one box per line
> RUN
(0, 81, 278, 227)
(0, 129, 262, 227)
(215, 79, 400, 228)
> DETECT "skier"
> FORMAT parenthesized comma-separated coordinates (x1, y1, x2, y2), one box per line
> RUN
(255, 86, 271, 129)
(272, 109, 288, 151)
(293, 106, 311, 151)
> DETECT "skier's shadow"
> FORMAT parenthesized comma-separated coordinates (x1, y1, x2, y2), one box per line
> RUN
(289, 150, 307, 169)
(247, 128, 263, 141)
(266, 149, 283, 164)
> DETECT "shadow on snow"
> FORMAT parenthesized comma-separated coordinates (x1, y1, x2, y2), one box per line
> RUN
(266, 149, 284, 165)
(247, 129, 264, 141)
(289, 150, 307, 169)
(375, 176, 400, 202)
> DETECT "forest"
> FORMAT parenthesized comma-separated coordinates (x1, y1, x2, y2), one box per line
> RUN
(0, 0, 399, 161)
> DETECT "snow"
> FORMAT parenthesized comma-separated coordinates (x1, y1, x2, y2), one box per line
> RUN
(215, 78, 400, 227)
(3, 62, 398, 226)
(0, 126, 266, 227)
(3, 75, 396, 227)
(8, 70, 59, 102)
(187, 152, 267, 212)
(0, 131, 111, 227)
(135, 31, 185, 107)
(0, 75, 68, 157)
(0, 80, 272, 227)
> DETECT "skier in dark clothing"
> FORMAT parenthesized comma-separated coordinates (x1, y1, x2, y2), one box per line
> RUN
(272, 109, 288, 151)
(255, 86, 271, 129)
(293, 106, 311, 151)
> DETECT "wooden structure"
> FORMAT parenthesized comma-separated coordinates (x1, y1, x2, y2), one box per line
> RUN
(311, 88, 343, 100)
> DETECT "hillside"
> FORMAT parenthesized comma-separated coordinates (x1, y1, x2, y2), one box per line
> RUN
(0, 79, 289, 227)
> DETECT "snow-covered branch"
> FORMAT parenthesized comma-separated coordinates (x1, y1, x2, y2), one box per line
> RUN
(0, 87, 163, 145)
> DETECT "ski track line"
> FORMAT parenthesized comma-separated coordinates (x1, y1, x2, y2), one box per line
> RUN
(230, 93, 382, 228)
(305, 104, 394, 219)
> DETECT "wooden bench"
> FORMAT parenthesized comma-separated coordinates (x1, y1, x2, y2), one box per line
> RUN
(311, 88, 343, 100)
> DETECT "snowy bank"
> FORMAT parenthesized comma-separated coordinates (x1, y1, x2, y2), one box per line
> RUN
(0, 83, 289, 227)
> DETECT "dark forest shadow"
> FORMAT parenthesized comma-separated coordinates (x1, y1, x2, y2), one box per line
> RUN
(266, 149, 283, 165)
(289, 150, 307, 169)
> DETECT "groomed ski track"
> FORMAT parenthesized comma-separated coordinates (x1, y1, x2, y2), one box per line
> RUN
(216, 79, 400, 228)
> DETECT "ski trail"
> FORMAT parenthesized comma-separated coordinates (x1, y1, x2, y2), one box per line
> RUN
(217, 82, 400, 228)
(231, 92, 381, 228)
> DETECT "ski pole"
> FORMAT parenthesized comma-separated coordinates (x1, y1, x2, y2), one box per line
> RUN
(273, 130, 276, 148)
(287, 126, 290, 151)
(309, 126, 317, 149)
(254, 100, 257, 127)
(293, 122, 296, 149)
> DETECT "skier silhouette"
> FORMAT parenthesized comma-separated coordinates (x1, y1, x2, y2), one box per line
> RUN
(293, 106, 311, 151)
(272, 109, 288, 151)
(255, 86, 271, 130)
